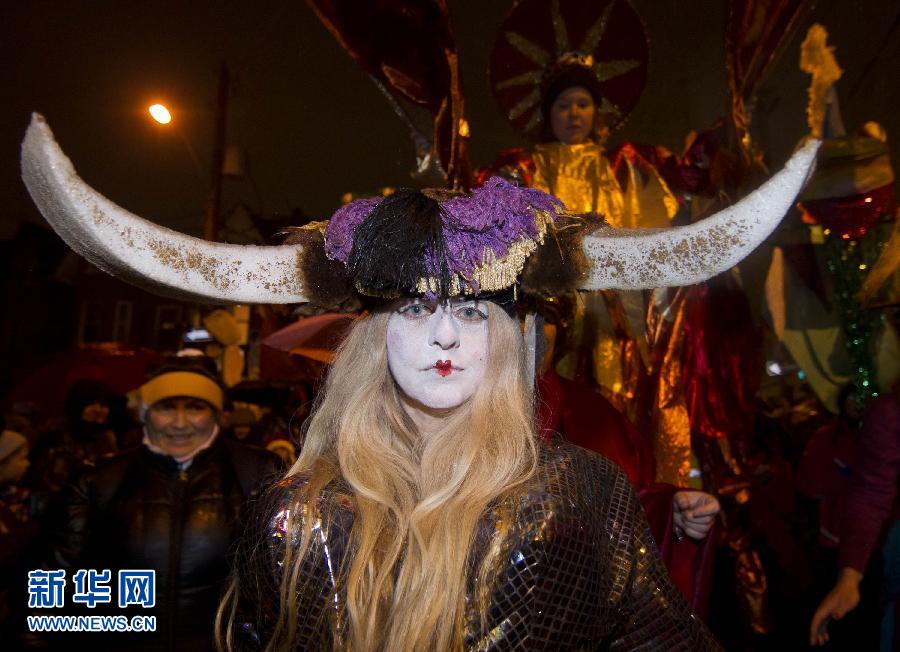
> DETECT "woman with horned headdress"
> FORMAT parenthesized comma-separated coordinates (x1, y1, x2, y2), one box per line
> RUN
(211, 182, 732, 651)
(20, 108, 817, 649)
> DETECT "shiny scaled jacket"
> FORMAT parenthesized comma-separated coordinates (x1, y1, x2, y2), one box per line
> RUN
(53, 438, 282, 651)
(232, 440, 721, 650)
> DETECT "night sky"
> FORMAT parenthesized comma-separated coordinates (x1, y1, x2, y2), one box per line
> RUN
(3, 1, 898, 241)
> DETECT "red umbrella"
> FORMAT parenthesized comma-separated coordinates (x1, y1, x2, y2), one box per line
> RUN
(262, 313, 358, 364)
(9, 342, 164, 404)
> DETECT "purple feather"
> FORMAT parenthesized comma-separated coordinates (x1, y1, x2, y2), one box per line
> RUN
(439, 177, 564, 287)
(325, 196, 382, 263)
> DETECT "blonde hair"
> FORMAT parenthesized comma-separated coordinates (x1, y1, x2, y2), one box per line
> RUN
(218, 305, 538, 651)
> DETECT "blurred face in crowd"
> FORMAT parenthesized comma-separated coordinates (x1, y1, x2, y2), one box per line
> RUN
(81, 402, 110, 425)
(0, 446, 30, 484)
(145, 397, 217, 458)
(550, 86, 596, 145)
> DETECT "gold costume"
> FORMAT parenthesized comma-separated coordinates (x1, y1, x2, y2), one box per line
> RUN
(532, 142, 625, 226)
(532, 142, 676, 230)
(531, 141, 692, 486)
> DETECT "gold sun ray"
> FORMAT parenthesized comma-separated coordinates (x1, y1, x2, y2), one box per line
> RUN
(505, 31, 551, 66)
(508, 88, 542, 120)
(581, 0, 617, 53)
(496, 0, 643, 131)
(594, 59, 640, 82)
(523, 110, 543, 133)
(497, 70, 544, 90)
(598, 97, 622, 118)
(550, 0, 569, 55)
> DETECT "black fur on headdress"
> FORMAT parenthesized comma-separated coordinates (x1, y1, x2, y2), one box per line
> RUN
(346, 189, 452, 299)
(520, 214, 592, 297)
(281, 225, 357, 312)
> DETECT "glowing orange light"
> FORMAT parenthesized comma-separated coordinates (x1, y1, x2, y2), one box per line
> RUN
(148, 104, 172, 125)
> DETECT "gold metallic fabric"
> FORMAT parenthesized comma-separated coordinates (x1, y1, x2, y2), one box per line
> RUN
(531, 142, 688, 484)
(860, 217, 900, 305)
(590, 287, 694, 487)
(616, 150, 679, 228)
(532, 142, 677, 230)
(533, 142, 627, 227)
(230, 441, 721, 650)
(647, 289, 694, 487)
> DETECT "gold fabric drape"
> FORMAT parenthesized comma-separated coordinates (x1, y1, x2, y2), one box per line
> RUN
(532, 142, 677, 230)
(533, 141, 691, 485)
(533, 142, 626, 225)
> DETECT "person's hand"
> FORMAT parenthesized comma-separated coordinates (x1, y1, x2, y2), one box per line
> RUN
(810, 568, 862, 645)
(672, 491, 720, 540)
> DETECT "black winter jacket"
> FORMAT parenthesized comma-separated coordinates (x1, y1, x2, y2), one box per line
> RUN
(51, 438, 282, 651)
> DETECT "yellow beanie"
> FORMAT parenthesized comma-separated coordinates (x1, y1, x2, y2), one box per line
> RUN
(139, 371, 224, 412)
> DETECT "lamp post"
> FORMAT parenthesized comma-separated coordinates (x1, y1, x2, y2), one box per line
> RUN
(204, 63, 229, 242)
(146, 63, 229, 242)
(148, 102, 205, 185)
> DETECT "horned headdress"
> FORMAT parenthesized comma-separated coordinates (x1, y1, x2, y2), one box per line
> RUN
(21, 114, 818, 307)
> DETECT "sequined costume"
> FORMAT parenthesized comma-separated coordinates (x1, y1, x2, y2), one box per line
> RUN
(532, 142, 626, 227)
(531, 142, 678, 232)
(230, 440, 720, 650)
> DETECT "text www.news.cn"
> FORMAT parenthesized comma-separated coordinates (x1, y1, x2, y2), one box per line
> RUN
(27, 614, 157, 632)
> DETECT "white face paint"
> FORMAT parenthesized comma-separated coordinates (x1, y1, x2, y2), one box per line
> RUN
(386, 299, 490, 411)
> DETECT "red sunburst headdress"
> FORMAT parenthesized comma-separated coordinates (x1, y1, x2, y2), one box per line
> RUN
(489, 0, 649, 137)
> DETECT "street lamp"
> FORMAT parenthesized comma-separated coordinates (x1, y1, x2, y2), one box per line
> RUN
(144, 64, 229, 242)
(148, 103, 172, 125)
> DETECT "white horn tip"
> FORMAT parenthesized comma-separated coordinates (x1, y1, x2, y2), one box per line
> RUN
(579, 137, 823, 291)
(21, 112, 309, 305)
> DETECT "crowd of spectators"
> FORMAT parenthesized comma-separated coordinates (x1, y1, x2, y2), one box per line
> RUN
(0, 354, 315, 650)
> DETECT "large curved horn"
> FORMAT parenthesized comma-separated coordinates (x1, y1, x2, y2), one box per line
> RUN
(20, 114, 306, 304)
(580, 139, 820, 290)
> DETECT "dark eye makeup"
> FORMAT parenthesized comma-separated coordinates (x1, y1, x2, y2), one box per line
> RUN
(395, 299, 487, 322)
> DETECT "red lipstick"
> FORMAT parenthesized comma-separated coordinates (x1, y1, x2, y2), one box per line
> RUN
(435, 360, 452, 377)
